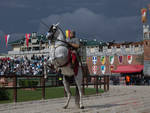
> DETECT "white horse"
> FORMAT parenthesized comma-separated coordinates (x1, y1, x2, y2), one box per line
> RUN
(46, 24, 84, 109)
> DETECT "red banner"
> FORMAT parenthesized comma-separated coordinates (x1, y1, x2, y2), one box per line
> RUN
(141, 8, 147, 23)
(26, 34, 30, 47)
(5, 34, 10, 47)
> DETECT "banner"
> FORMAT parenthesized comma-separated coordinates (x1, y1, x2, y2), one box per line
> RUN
(92, 65, 97, 74)
(118, 56, 123, 64)
(92, 56, 97, 65)
(101, 65, 106, 74)
(101, 56, 106, 65)
(148, 4, 150, 11)
(141, 8, 147, 23)
(65, 30, 71, 39)
(127, 55, 132, 64)
(110, 65, 114, 72)
(5, 34, 10, 47)
(109, 56, 114, 65)
(25, 33, 30, 47)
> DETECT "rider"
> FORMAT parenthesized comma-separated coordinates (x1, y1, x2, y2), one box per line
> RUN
(68, 31, 80, 75)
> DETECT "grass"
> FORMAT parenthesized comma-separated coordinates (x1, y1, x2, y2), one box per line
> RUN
(0, 87, 104, 104)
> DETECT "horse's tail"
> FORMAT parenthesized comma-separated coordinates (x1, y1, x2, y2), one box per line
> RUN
(75, 85, 80, 106)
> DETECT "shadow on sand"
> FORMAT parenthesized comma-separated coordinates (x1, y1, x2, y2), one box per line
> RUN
(86, 103, 124, 109)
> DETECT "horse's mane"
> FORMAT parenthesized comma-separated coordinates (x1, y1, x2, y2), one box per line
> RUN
(57, 26, 66, 40)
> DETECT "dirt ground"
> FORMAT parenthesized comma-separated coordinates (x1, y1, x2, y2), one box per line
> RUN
(0, 85, 150, 113)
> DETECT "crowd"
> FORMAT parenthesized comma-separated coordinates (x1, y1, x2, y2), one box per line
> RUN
(0, 55, 55, 76)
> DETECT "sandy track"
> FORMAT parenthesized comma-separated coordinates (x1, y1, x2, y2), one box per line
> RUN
(0, 85, 150, 113)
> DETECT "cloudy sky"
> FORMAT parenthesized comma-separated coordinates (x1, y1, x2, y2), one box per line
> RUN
(0, 0, 150, 53)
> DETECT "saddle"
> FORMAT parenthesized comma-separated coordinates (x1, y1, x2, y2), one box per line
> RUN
(70, 50, 79, 76)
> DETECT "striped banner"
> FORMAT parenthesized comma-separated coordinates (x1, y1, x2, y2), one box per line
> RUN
(92, 56, 97, 65)
(141, 8, 147, 23)
(26, 33, 30, 47)
(5, 34, 10, 47)
(65, 30, 71, 39)
(101, 56, 106, 65)
(101, 65, 106, 74)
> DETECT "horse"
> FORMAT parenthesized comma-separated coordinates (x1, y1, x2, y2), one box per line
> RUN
(46, 24, 84, 109)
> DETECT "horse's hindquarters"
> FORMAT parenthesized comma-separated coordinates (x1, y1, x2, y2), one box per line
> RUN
(60, 64, 74, 76)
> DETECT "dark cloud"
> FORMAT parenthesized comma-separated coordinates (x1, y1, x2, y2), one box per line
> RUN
(0, 0, 149, 53)
(39, 8, 142, 41)
(0, 1, 30, 8)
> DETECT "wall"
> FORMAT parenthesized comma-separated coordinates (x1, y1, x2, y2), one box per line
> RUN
(86, 54, 143, 75)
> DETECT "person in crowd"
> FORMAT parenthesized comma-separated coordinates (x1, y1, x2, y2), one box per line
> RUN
(125, 75, 130, 85)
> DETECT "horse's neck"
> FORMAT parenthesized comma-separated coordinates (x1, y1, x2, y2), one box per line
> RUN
(55, 29, 66, 46)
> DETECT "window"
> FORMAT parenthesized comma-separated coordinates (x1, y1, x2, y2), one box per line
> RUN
(126, 45, 129, 48)
(145, 41, 148, 46)
(117, 46, 120, 48)
(99, 46, 102, 52)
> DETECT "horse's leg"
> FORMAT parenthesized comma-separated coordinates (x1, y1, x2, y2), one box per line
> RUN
(74, 67, 84, 109)
(63, 76, 71, 109)
(75, 85, 80, 107)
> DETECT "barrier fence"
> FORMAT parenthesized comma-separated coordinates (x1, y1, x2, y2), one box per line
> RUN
(0, 74, 109, 103)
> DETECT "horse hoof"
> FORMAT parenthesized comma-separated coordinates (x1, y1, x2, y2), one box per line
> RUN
(63, 106, 67, 109)
(80, 106, 84, 109)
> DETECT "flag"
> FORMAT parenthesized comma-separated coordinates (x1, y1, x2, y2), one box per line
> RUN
(101, 56, 106, 65)
(92, 65, 97, 74)
(25, 33, 30, 47)
(118, 56, 123, 64)
(65, 30, 71, 39)
(109, 56, 114, 65)
(148, 4, 150, 11)
(92, 56, 97, 65)
(110, 65, 114, 72)
(5, 34, 10, 47)
(101, 65, 106, 74)
(141, 8, 147, 23)
(127, 55, 132, 64)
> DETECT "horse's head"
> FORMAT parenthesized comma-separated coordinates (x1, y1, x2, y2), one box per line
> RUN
(46, 23, 60, 42)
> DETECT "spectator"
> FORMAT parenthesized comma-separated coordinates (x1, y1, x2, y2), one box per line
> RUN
(125, 75, 130, 85)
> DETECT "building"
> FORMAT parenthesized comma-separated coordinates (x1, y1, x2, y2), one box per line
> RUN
(85, 24, 150, 85)
(85, 39, 143, 74)
(143, 25, 150, 76)
(4, 24, 150, 78)
(8, 32, 50, 58)
(7, 32, 87, 63)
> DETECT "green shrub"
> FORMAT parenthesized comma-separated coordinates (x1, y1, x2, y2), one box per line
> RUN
(19, 80, 39, 87)
(0, 89, 9, 100)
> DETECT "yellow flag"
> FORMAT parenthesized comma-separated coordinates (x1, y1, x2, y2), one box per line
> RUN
(65, 30, 69, 38)
(65, 30, 70, 39)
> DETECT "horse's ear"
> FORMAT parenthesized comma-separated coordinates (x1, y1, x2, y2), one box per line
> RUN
(49, 25, 53, 32)
(55, 23, 59, 26)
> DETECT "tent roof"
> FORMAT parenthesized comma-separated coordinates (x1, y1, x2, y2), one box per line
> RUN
(111, 65, 144, 74)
